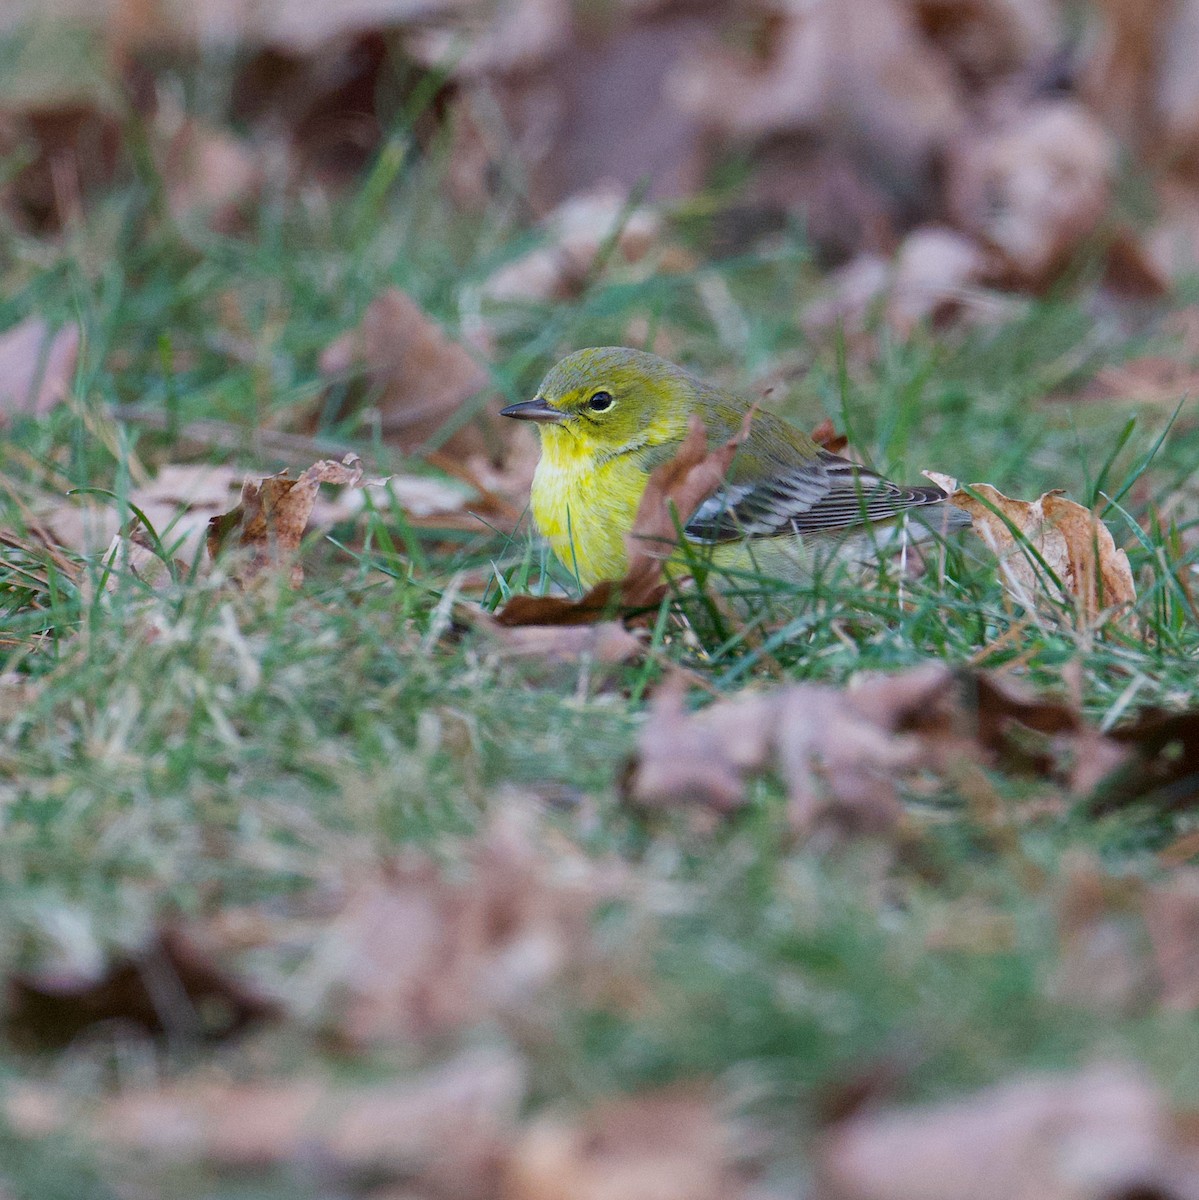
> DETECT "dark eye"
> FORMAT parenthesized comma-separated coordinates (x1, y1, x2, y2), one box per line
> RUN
(587, 390, 613, 412)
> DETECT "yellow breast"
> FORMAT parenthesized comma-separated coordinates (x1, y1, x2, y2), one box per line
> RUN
(529, 443, 649, 588)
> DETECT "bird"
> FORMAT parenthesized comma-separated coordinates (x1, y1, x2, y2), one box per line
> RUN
(500, 346, 969, 589)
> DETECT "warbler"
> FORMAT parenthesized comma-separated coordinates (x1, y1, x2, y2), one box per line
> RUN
(501, 347, 968, 588)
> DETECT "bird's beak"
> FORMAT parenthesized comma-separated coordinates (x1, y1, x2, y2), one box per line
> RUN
(500, 397, 567, 424)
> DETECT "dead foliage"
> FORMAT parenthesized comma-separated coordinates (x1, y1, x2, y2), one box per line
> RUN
(0, 317, 79, 425)
(319, 288, 502, 461)
(817, 1062, 1199, 1200)
(7, 926, 276, 1049)
(925, 474, 1138, 630)
(504, 1087, 752, 1200)
(206, 453, 369, 587)
(626, 664, 1133, 835)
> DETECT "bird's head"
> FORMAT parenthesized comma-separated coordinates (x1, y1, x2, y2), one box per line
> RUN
(501, 346, 694, 458)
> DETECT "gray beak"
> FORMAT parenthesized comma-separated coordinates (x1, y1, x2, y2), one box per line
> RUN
(500, 398, 567, 423)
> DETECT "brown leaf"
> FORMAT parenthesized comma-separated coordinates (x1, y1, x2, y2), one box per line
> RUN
(629, 664, 954, 835)
(946, 101, 1114, 287)
(1144, 870, 1199, 1011)
(924, 475, 1137, 629)
(1091, 709, 1199, 816)
(477, 191, 676, 304)
(291, 812, 610, 1048)
(319, 288, 500, 459)
(0, 317, 78, 424)
(157, 110, 263, 231)
(629, 665, 1126, 833)
(504, 1087, 748, 1200)
(206, 453, 365, 587)
(98, 522, 186, 595)
(809, 418, 849, 455)
(818, 1063, 1192, 1200)
(495, 415, 746, 627)
(486, 620, 643, 670)
(433, 9, 708, 215)
(7, 927, 276, 1050)
(670, 0, 961, 195)
(93, 1047, 522, 1193)
(885, 227, 993, 335)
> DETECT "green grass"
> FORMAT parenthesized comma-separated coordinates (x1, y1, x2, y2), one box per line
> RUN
(2, 35, 1199, 1198)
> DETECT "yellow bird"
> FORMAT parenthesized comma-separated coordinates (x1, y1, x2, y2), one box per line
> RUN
(501, 346, 968, 588)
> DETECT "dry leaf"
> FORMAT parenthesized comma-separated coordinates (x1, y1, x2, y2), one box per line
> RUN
(91, 1047, 522, 1194)
(670, 0, 961, 192)
(629, 664, 954, 834)
(477, 191, 674, 305)
(486, 620, 643, 671)
(7, 927, 276, 1049)
(946, 101, 1114, 287)
(157, 110, 263, 231)
(1143, 870, 1199, 1011)
(206, 453, 366, 587)
(1092, 709, 1199, 815)
(886, 226, 992, 335)
(0, 317, 78, 424)
(495, 415, 745, 627)
(810, 418, 849, 455)
(924, 474, 1137, 629)
(288, 811, 610, 1047)
(320, 288, 501, 459)
(818, 1063, 1194, 1200)
(505, 1088, 748, 1200)
(433, 8, 708, 215)
(629, 665, 1128, 833)
(98, 523, 186, 595)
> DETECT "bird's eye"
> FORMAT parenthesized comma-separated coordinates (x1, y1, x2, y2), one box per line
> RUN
(587, 391, 613, 412)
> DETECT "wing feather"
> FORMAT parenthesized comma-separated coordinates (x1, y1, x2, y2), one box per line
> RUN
(685, 450, 951, 544)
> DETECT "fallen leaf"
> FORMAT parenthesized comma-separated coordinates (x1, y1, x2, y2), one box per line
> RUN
(628, 665, 1128, 833)
(810, 418, 849, 455)
(629, 664, 953, 834)
(319, 288, 501, 459)
(885, 226, 992, 335)
(923, 474, 1137, 629)
(7, 927, 276, 1050)
(0, 317, 79, 424)
(1090, 709, 1199, 815)
(206, 453, 367, 587)
(157, 108, 263, 231)
(90, 1046, 522, 1195)
(946, 100, 1115, 287)
(431, 7, 709, 215)
(1144, 870, 1199, 1011)
(505, 1087, 749, 1200)
(486, 620, 643, 670)
(476, 190, 677, 305)
(289, 810, 611, 1047)
(495, 415, 746, 627)
(98, 522, 185, 595)
(818, 1063, 1193, 1200)
(670, 0, 961, 198)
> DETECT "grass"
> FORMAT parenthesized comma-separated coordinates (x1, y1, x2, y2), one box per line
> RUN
(2, 35, 1199, 1198)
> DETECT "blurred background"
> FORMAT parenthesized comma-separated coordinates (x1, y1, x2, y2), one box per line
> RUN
(4, 0, 1198, 466)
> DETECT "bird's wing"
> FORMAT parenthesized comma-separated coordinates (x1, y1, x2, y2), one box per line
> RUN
(684, 450, 950, 543)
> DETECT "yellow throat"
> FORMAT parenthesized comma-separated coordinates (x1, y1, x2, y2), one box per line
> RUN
(529, 428, 649, 587)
